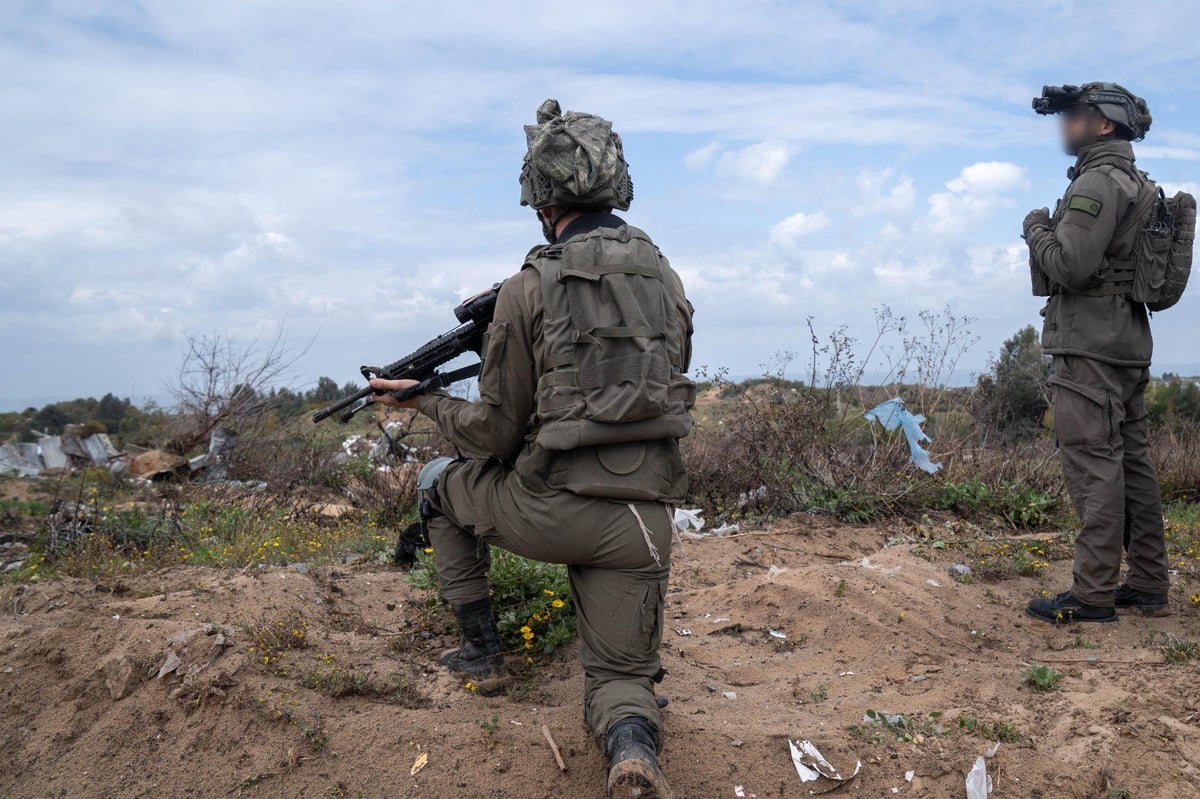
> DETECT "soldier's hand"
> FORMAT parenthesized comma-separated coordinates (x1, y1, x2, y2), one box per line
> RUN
(1023, 207, 1051, 239)
(369, 378, 421, 409)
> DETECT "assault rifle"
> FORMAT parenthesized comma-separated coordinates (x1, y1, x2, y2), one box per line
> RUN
(311, 282, 505, 424)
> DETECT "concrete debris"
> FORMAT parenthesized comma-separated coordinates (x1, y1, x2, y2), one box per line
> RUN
(337, 423, 421, 471)
(130, 450, 185, 480)
(2, 427, 243, 488)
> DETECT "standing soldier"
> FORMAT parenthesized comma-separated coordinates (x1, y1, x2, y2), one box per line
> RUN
(1023, 82, 1185, 624)
(372, 99, 694, 798)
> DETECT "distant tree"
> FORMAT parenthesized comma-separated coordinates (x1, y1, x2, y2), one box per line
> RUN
(1146, 378, 1200, 430)
(976, 326, 1050, 440)
(307, 376, 341, 403)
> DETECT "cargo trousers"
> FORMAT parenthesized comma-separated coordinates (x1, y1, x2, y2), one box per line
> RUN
(1050, 355, 1171, 606)
(427, 457, 672, 747)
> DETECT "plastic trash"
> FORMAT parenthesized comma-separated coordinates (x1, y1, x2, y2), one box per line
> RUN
(673, 508, 705, 533)
(788, 739, 862, 788)
(864, 398, 942, 474)
(965, 756, 992, 798)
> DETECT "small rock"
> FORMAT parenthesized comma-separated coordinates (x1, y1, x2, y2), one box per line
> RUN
(722, 691, 737, 700)
(286, 563, 309, 574)
(492, 759, 511, 774)
(729, 739, 744, 747)
(945, 563, 973, 577)
(105, 656, 139, 700)
(156, 651, 182, 679)
(344, 554, 365, 566)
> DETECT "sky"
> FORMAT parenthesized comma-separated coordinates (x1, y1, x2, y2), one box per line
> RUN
(3, 0, 1200, 410)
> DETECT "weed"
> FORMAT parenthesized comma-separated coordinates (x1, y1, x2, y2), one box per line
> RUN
(299, 667, 427, 707)
(1022, 664, 1063, 692)
(808, 685, 828, 703)
(478, 714, 500, 735)
(849, 709, 947, 744)
(1157, 632, 1199, 664)
(409, 546, 576, 654)
(957, 716, 1023, 743)
(244, 610, 309, 667)
(834, 579, 847, 597)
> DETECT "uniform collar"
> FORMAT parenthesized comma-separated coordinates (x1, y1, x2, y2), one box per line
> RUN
(557, 211, 625, 243)
(1070, 140, 1135, 179)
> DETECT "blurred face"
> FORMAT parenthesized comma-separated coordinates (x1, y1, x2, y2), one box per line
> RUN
(1060, 105, 1116, 156)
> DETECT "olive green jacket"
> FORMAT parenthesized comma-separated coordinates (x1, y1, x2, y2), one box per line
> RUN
(1027, 141, 1153, 367)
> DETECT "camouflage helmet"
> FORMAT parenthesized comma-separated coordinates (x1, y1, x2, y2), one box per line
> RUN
(519, 99, 633, 211)
(1080, 82, 1152, 140)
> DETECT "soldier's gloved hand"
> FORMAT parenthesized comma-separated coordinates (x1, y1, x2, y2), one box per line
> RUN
(1022, 207, 1051, 239)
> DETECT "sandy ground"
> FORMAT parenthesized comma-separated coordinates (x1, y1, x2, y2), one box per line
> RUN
(2, 516, 1199, 799)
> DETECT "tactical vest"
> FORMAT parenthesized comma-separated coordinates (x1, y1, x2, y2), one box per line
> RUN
(514, 224, 695, 502)
(1066, 156, 1195, 312)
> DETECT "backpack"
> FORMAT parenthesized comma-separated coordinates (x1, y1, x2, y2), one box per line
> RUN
(1112, 178, 1196, 311)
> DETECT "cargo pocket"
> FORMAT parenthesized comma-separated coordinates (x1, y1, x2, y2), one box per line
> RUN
(478, 321, 509, 406)
(1049, 374, 1116, 449)
(629, 581, 665, 662)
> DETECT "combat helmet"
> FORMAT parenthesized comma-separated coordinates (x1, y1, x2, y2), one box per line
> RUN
(519, 99, 633, 211)
(1033, 82, 1153, 141)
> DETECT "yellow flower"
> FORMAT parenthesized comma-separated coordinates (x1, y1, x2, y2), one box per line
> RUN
(551, 599, 564, 609)
(424, 548, 433, 554)
(543, 589, 555, 596)
(522, 630, 535, 641)
(519, 625, 532, 634)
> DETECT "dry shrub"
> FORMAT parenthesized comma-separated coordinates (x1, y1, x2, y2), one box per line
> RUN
(1151, 426, 1200, 501)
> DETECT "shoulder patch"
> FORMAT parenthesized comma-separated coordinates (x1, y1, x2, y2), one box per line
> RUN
(1068, 195, 1103, 216)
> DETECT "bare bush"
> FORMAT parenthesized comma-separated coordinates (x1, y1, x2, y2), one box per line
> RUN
(168, 328, 306, 453)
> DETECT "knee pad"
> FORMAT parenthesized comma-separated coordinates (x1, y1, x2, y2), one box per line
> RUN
(417, 457, 454, 520)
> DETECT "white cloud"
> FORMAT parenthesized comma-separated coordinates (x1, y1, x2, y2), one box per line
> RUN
(1159, 181, 1200, 197)
(945, 161, 1028, 195)
(853, 168, 916, 217)
(684, 142, 721, 170)
(715, 141, 790, 185)
(926, 161, 1027, 238)
(769, 211, 829, 247)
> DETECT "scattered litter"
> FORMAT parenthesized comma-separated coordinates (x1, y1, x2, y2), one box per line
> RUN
(738, 485, 768, 510)
(734, 786, 756, 798)
(926, 579, 941, 587)
(905, 770, 915, 782)
(673, 508, 705, 534)
(965, 756, 992, 798)
(768, 629, 787, 639)
(766, 564, 788, 580)
(864, 398, 942, 474)
(673, 628, 692, 637)
(909, 675, 927, 684)
(788, 739, 862, 789)
(729, 739, 744, 748)
(839, 671, 855, 677)
(410, 751, 428, 776)
(111, 614, 120, 621)
(713, 617, 731, 623)
(859, 556, 901, 576)
(723, 691, 737, 700)
(984, 742, 1001, 758)
(711, 523, 740, 537)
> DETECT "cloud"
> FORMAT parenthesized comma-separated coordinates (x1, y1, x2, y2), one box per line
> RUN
(714, 141, 790, 185)
(926, 161, 1028, 238)
(853, 169, 917, 217)
(684, 142, 721, 171)
(769, 211, 829, 247)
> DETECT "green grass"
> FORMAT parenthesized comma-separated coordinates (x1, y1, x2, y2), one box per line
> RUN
(1022, 664, 1063, 692)
(408, 546, 577, 654)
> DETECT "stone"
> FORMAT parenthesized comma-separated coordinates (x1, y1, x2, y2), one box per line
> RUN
(104, 656, 140, 700)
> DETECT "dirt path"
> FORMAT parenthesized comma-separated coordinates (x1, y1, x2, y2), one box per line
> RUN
(2, 518, 1199, 798)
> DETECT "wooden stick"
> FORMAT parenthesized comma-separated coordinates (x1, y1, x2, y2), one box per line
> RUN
(542, 724, 566, 772)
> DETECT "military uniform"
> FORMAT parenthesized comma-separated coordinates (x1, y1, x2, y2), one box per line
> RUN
(418, 211, 692, 743)
(405, 99, 693, 799)
(1026, 139, 1170, 609)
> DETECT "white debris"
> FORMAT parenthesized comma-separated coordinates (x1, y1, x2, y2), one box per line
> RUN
(788, 739, 862, 787)
(768, 629, 787, 639)
(965, 756, 992, 798)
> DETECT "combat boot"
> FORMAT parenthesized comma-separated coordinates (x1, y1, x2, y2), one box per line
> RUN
(606, 717, 672, 799)
(439, 598, 506, 682)
(1026, 590, 1117, 624)
(1114, 582, 1170, 617)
